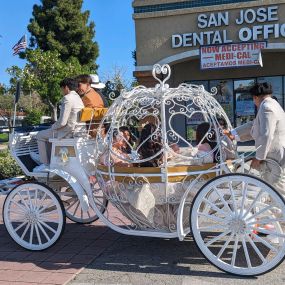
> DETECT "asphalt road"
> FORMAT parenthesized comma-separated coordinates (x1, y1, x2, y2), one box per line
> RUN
(69, 234, 285, 285)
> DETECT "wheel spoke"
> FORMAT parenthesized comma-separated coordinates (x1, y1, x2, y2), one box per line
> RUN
(38, 201, 55, 214)
(38, 220, 57, 234)
(202, 198, 229, 217)
(246, 204, 274, 222)
(33, 189, 38, 211)
(199, 224, 227, 232)
(247, 218, 285, 225)
(11, 200, 27, 213)
(242, 236, 252, 268)
(250, 227, 285, 238)
(40, 217, 59, 223)
(198, 212, 227, 224)
(39, 209, 60, 217)
(231, 234, 239, 266)
(250, 232, 278, 252)
(17, 192, 29, 209)
(245, 233, 266, 264)
(65, 198, 77, 211)
(14, 221, 28, 232)
(213, 187, 233, 214)
(8, 209, 26, 216)
(34, 224, 42, 245)
(29, 224, 34, 245)
(35, 192, 47, 211)
(37, 221, 51, 242)
(229, 182, 238, 214)
(205, 230, 232, 247)
(239, 182, 248, 218)
(217, 232, 235, 259)
(72, 200, 80, 216)
(242, 190, 264, 219)
(27, 190, 34, 211)
(21, 223, 30, 239)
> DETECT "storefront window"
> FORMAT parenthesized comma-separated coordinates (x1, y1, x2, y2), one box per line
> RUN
(234, 79, 256, 127)
(258, 76, 283, 108)
(209, 80, 234, 124)
(188, 80, 209, 91)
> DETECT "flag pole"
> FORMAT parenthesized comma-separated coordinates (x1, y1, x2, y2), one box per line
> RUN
(12, 81, 21, 134)
(12, 102, 17, 134)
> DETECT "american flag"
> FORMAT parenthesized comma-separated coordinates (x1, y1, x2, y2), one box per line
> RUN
(12, 35, 27, 55)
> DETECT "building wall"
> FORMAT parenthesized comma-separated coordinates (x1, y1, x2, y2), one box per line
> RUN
(133, 0, 285, 72)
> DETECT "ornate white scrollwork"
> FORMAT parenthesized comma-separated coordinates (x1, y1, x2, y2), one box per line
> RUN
(94, 63, 237, 234)
(152, 64, 171, 89)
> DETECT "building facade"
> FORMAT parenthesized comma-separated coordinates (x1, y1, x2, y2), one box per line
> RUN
(133, 0, 285, 138)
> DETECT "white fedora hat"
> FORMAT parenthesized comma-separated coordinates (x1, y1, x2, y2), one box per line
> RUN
(90, 74, 105, 89)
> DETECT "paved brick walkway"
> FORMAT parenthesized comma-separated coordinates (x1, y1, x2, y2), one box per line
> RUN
(0, 196, 120, 285)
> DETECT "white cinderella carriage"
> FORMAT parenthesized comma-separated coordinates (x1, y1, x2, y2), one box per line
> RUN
(3, 65, 285, 276)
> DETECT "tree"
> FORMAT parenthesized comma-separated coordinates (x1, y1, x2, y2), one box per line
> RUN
(22, 49, 89, 120)
(101, 66, 131, 103)
(0, 90, 46, 129)
(27, 0, 99, 70)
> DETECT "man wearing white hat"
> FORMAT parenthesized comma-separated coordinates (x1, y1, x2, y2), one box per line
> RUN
(90, 74, 109, 107)
(76, 74, 107, 108)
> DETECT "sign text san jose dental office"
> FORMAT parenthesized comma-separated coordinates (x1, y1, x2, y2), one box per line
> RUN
(172, 5, 285, 48)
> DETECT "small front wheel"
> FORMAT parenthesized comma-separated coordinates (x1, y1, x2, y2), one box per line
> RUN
(190, 174, 285, 276)
(3, 182, 66, 251)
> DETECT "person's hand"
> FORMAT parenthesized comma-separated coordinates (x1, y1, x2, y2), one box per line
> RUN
(251, 158, 263, 170)
(170, 143, 180, 153)
(223, 129, 234, 141)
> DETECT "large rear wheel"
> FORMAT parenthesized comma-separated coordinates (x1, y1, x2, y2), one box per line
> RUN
(59, 182, 108, 224)
(190, 174, 285, 276)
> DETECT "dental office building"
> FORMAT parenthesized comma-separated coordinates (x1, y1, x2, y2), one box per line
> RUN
(132, 0, 285, 138)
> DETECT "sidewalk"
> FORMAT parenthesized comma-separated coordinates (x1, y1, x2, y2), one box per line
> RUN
(0, 196, 120, 285)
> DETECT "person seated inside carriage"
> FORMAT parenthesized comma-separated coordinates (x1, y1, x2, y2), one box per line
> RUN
(137, 122, 217, 166)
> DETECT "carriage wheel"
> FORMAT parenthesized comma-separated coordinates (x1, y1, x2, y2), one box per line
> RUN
(59, 183, 108, 224)
(235, 157, 261, 177)
(3, 182, 65, 251)
(190, 173, 285, 276)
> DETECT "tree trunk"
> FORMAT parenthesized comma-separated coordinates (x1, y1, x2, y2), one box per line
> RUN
(47, 99, 57, 121)
(52, 105, 57, 121)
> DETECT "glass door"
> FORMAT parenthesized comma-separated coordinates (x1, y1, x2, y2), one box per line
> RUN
(234, 79, 256, 127)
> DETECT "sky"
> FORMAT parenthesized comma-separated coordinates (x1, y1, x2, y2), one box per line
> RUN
(0, 0, 135, 86)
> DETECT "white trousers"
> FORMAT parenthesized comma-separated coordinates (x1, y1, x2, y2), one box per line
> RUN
(36, 128, 56, 165)
(260, 161, 285, 198)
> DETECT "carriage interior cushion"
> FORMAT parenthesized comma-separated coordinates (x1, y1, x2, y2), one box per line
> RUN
(80, 107, 108, 122)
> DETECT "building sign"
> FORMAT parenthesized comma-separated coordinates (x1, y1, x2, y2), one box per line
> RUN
(200, 42, 266, 69)
(172, 5, 285, 48)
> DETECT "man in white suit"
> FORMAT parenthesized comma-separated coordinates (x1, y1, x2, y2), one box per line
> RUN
(34, 78, 84, 170)
(231, 82, 285, 197)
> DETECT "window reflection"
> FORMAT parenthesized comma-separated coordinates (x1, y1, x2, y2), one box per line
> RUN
(234, 79, 256, 127)
(210, 80, 234, 124)
(258, 76, 283, 108)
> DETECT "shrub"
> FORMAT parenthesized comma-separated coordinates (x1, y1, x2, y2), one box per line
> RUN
(0, 150, 23, 179)
(23, 109, 43, 126)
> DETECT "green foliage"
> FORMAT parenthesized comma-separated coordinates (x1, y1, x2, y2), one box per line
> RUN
(0, 133, 8, 142)
(23, 109, 43, 126)
(0, 150, 23, 179)
(0, 84, 7, 95)
(23, 49, 90, 119)
(7, 50, 89, 120)
(28, 0, 99, 70)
